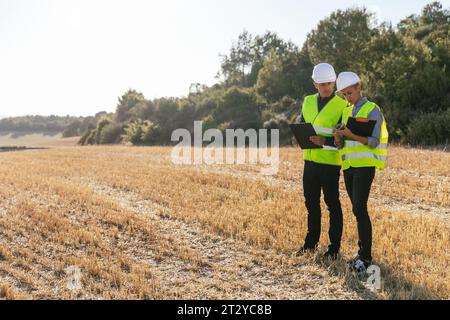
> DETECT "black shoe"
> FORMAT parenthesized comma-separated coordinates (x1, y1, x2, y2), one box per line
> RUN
(323, 250, 339, 260)
(296, 246, 317, 256)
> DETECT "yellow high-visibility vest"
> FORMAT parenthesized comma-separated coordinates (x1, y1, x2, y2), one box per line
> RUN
(341, 101, 389, 170)
(302, 94, 348, 166)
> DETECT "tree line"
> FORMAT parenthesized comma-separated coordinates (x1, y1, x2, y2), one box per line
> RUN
(0, 115, 94, 135)
(73, 2, 450, 147)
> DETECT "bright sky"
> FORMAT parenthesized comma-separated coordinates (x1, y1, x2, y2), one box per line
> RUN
(1, 0, 449, 117)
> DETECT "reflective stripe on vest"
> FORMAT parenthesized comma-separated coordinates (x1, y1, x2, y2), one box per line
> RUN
(341, 101, 389, 170)
(342, 153, 387, 161)
(302, 94, 348, 166)
(313, 125, 334, 135)
(344, 141, 388, 149)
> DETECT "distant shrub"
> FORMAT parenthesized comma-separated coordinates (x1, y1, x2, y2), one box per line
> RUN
(99, 123, 123, 144)
(263, 116, 292, 145)
(141, 122, 162, 145)
(123, 120, 147, 145)
(78, 129, 93, 145)
(402, 109, 450, 146)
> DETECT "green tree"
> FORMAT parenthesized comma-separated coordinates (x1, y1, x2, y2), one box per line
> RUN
(219, 30, 296, 88)
(141, 121, 162, 145)
(212, 87, 262, 130)
(305, 7, 377, 74)
(367, 3, 450, 140)
(123, 120, 147, 145)
(115, 89, 146, 123)
(256, 48, 314, 101)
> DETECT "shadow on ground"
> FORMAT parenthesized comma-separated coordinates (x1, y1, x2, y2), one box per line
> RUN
(317, 255, 442, 300)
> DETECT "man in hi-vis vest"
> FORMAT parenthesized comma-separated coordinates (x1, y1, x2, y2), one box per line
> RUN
(297, 63, 348, 259)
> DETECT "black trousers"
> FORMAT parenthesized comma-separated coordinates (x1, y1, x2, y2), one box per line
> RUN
(303, 160, 343, 253)
(343, 166, 376, 262)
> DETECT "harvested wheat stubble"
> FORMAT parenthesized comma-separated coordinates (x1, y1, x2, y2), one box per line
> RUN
(0, 146, 448, 300)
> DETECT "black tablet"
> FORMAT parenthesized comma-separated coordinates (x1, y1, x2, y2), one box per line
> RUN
(346, 117, 377, 137)
(289, 123, 323, 149)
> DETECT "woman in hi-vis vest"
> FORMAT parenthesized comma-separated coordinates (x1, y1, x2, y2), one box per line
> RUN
(334, 72, 389, 273)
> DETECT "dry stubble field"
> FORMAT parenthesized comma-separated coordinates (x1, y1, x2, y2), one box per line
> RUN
(0, 145, 448, 300)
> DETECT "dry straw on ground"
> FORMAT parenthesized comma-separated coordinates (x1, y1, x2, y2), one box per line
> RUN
(0, 146, 448, 300)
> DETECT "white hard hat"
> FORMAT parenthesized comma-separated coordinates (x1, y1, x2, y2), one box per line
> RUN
(336, 72, 361, 92)
(311, 63, 337, 83)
